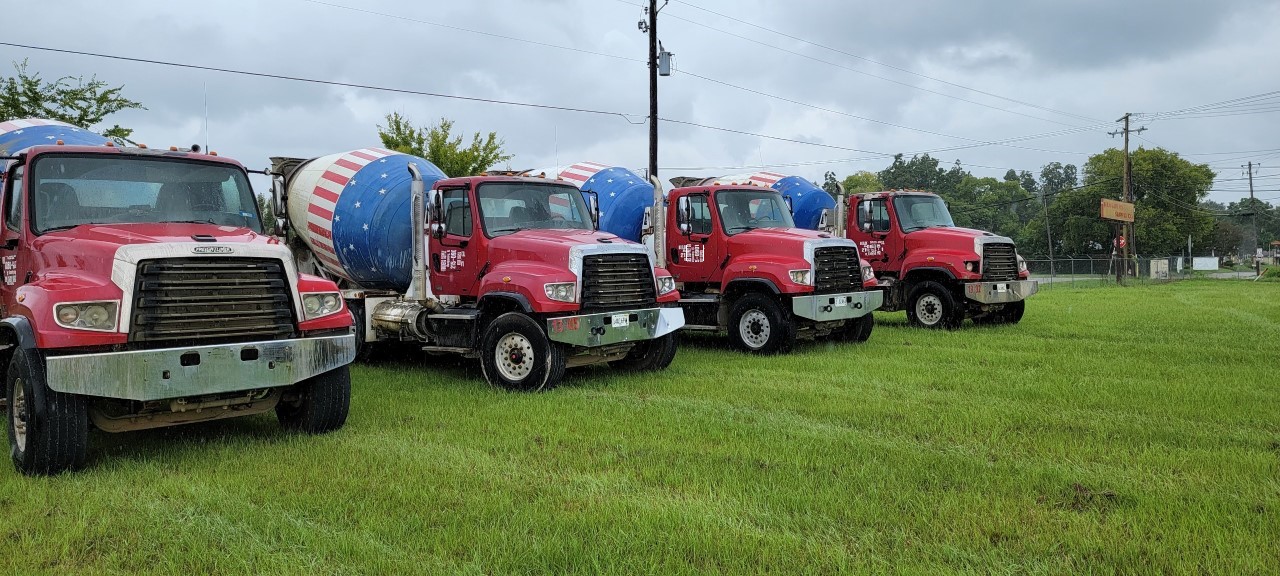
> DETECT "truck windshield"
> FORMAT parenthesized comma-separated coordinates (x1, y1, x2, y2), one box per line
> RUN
(478, 182, 593, 237)
(715, 189, 795, 235)
(893, 194, 955, 233)
(30, 155, 262, 234)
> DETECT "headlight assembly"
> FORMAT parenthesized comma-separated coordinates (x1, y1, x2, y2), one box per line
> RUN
(789, 269, 812, 286)
(302, 292, 344, 320)
(54, 301, 119, 332)
(544, 282, 576, 303)
(656, 275, 676, 295)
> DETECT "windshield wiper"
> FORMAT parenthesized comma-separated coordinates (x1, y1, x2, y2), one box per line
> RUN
(164, 219, 219, 225)
(726, 225, 757, 233)
(488, 226, 527, 235)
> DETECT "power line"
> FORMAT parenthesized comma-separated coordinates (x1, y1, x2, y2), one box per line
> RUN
(300, 0, 643, 63)
(609, 0, 1082, 128)
(668, 0, 1105, 124)
(292, 0, 1107, 156)
(0, 42, 645, 120)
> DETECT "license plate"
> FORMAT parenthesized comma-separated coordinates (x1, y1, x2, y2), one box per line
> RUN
(611, 314, 630, 328)
(834, 296, 849, 306)
(994, 283, 1008, 292)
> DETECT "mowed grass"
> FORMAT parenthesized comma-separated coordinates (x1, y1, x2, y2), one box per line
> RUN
(1, 281, 1278, 575)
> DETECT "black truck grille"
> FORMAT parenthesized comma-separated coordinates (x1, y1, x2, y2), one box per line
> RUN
(982, 243, 1018, 281)
(130, 258, 296, 346)
(580, 253, 656, 312)
(814, 246, 861, 295)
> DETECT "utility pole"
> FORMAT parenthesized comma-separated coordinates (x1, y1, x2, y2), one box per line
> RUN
(1043, 191, 1056, 278)
(1243, 161, 1259, 259)
(1109, 113, 1146, 277)
(639, 0, 668, 183)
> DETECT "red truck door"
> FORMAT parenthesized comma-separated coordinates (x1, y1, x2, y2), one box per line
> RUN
(666, 191, 724, 284)
(850, 196, 902, 271)
(0, 165, 29, 315)
(430, 187, 486, 297)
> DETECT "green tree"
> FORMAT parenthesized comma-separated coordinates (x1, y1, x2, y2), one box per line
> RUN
(1046, 148, 1215, 256)
(0, 60, 144, 141)
(840, 171, 884, 194)
(945, 175, 1033, 239)
(822, 171, 841, 195)
(877, 154, 968, 197)
(377, 112, 513, 177)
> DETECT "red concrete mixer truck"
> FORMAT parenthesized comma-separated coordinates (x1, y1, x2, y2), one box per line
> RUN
(270, 151, 684, 392)
(526, 164, 881, 353)
(817, 189, 1038, 329)
(0, 119, 355, 475)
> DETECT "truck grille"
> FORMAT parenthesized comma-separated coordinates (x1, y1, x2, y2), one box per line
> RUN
(982, 243, 1018, 281)
(814, 246, 861, 294)
(580, 253, 656, 312)
(130, 258, 296, 346)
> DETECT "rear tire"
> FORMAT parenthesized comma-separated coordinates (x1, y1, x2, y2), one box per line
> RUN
(906, 281, 963, 330)
(480, 312, 566, 391)
(6, 348, 89, 476)
(728, 292, 794, 354)
(842, 314, 875, 343)
(276, 365, 351, 434)
(609, 333, 678, 371)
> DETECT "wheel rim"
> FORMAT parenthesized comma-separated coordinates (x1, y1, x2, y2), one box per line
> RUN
(495, 332, 536, 382)
(915, 294, 944, 326)
(738, 309, 771, 349)
(11, 378, 27, 452)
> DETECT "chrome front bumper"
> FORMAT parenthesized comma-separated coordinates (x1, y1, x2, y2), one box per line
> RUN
(792, 290, 884, 322)
(963, 280, 1039, 304)
(546, 307, 685, 347)
(45, 334, 356, 401)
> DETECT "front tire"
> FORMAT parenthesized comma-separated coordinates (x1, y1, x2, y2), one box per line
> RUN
(480, 312, 566, 392)
(906, 281, 963, 330)
(276, 365, 351, 434)
(842, 314, 875, 343)
(609, 333, 678, 372)
(728, 292, 795, 354)
(6, 348, 89, 476)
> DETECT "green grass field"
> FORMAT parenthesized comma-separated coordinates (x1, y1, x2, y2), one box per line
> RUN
(2, 280, 1277, 575)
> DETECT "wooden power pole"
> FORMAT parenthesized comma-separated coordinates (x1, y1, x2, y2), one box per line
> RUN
(1110, 113, 1145, 277)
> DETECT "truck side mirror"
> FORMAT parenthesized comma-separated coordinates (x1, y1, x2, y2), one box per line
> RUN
(783, 195, 794, 214)
(676, 196, 691, 236)
(428, 190, 446, 239)
(859, 202, 872, 233)
(817, 208, 830, 233)
(270, 175, 287, 220)
(586, 192, 600, 229)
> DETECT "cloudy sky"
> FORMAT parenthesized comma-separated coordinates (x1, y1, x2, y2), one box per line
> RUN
(6, 0, 1279, 204)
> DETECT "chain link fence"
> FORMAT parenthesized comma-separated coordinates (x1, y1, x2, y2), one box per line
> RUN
(1024, 255, 1260, 288)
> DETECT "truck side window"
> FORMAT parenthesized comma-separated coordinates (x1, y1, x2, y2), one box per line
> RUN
(688, 195, 712, 235)
(858, 199, 890, 233)
(442, 189, 472, 237)
(4, 166, 23, 232)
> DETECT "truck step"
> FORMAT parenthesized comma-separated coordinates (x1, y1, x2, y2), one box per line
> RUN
(678, 294, 719, 304)
(429, 308, 483, 322)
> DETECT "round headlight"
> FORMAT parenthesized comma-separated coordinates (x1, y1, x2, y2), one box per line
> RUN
(57, 306, 79, 324)
(323, 294, 339, 310)
(304, 297, 321, 314)
(83, 305, 110, 327)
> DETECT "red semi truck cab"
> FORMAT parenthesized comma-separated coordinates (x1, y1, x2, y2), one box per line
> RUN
(0, 142, 355, 475)
(661, 183, 882, 353)
(843, 190, 1038, 329)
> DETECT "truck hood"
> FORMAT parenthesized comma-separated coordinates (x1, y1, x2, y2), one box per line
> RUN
(487, 228, 647, 270)
(904, 226, 1013, 255)
(727, 227, 848, 259)
(29, 223, 280, 279)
